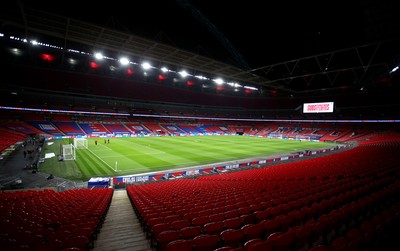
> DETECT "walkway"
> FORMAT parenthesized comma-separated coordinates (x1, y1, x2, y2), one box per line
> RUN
(93, 189, 153, 251)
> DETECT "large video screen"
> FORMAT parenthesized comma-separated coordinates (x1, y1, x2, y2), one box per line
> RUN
(303, 102, 334, 113)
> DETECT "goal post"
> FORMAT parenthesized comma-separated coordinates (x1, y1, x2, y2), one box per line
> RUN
(74, 137, 88, 149)
(62, 144, 76, 161)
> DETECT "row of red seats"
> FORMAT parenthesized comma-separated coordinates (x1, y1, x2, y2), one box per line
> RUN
(127, 139, 400, 250)
(155, 179, 400, 251)
(0, 188, 114, 251)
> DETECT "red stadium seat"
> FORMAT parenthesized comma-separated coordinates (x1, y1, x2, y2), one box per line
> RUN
(223, 217, 243, 230)
(240, 213, 257, 226)
(179, 225, 202, 240)
(170, 219, 191, 230)
(241, 222, 265, 241)
(192, 234, 220, 251)
(192, 216, 210, 227)
(269, 231, 296, 251)
(263, 218, 282, 238)
(203, 221, 225, 235)
(330, 236, 349, 251)
(248, 239, 274, 251)
(243, 238, 263, 250)
(156, 230, 181, 251)
(149, 223, 170, 246)
(166, 239, 193, 251)
(220, 228, 245, 248)
(209, 213, 226, 222)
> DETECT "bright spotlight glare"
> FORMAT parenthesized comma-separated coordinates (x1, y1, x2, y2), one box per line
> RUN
(94, 52, 104, 60)
(119, 57, 129, 65)
(213, 78, 224, 85)
(141, 62, 152, 70)
(178, 70, 189, 77)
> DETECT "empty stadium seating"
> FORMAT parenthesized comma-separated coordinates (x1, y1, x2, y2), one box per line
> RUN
(0, 188, 113, 251)
(125, 135, 400, 250)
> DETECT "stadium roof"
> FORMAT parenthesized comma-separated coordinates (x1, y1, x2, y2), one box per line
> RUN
(1, 0, 400, 98)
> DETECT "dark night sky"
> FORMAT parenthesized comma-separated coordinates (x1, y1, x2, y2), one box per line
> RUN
(6, 0, 399, 70)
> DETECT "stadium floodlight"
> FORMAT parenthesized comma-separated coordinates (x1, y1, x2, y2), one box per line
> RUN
(119, 57, 130, 65)
(226, 82, 242, 88)
(390, 66, 399, 73)
(178, 70, 189, 77)
(141, 62, 152, 70)
(244, 86, 258, 90)
(94, 52, 104, 60)
(195, 75, 208, 80)
(213, 78, 224, 85)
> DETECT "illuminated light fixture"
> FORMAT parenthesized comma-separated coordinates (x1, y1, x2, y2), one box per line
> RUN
(89, 61, 100, 69)
(244, 86, 258, 90)
(68, 58, 77, 65)
(390, 66, 399, 73)
(213, 78, 224, 85)
(158, 74, 167, 80)
(94, 52, 104, 60)
(217, 86, 224, 91)
(195, 75, 208, 80)
(245, 89, 251, 94)
(186, 80, 194, 86)
(40, 53, 55, 62)
(119, 57, 129, 65)
(226, 82, 242, 88)
(127, 68, 134, 75)
(178, 70, 189, 78)
(141, 62, 152, 70)
(9, 48, 22, 56)
(2, 32, 259, 92)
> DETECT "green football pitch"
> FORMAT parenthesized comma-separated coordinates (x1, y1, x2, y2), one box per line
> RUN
(39, 136, 338, 181)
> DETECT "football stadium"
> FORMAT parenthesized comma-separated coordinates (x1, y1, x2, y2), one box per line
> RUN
(0, 2, 400, 251)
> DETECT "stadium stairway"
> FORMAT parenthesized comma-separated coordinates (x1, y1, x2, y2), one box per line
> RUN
(93, 189, 153, 251)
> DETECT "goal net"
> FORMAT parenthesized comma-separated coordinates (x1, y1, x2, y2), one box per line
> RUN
(62, 144, 76, 161)
(74, 138, 88, 149)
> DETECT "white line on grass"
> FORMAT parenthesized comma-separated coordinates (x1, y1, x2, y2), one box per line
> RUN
(99, 152, 169, 158)
(83, 148, 116, 172)
(97, 144, 113, 151)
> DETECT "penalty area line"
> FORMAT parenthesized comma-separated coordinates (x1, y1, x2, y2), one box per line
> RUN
(82, 148, 117, 172)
